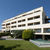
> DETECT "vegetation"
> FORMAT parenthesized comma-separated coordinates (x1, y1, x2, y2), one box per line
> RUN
(0, 32, 10, 37)
(0, 29, 35, 39)
(0, 40, 50, 50)
(22, 29, 35, 40)
(16, 30, 23, 38)
(11, 30, 23, 38)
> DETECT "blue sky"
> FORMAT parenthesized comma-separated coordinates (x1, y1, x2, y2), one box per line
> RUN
(0, 0, 50, 29)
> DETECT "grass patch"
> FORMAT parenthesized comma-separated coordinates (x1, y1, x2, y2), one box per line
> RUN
(0, 40, 50, 50)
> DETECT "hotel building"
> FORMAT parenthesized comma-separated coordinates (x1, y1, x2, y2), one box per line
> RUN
(2, 7, 50, 40)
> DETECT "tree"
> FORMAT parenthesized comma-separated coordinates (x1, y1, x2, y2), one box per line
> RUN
(22, 29, 35, 40)
(11, 30, 23, 38)
(16, 30, 23, 38)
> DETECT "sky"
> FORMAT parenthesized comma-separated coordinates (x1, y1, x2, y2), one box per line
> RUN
(0, 0, 50, 30)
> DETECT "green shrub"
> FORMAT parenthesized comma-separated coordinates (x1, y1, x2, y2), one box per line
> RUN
(0, 33, 2, 37)
(16, 30, 23, 38)
(22, 29, 35, 40)
(11, 30, 23, 38)
(0, 32, 10, 37)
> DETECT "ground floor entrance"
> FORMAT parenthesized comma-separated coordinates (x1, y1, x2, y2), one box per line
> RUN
(34, 35, 50, 40)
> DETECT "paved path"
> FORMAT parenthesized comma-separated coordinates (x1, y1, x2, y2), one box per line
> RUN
(30, 40, 50, 47)
(0, 38, 23, 40)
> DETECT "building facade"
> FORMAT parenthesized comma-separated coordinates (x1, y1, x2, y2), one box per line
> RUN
(2, 7, 50, 40)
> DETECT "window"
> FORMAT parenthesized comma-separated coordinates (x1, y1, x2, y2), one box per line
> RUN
(28, 23, 33, 26)
(44, 28, 50, 33)
(18, 20, 21, 23)
(22, 12, 33, 16)
(18, 19, 25, 23)
(22, 19, 25, 22)
(18, 24, 25, 27)
(34, 10, 40, 13)
(22, 15, 26, 16)
(22, 24, 25, 26)
(34, 29, 41, 33)
(34, 22, 40, 25)
(11, 21, 16, 24)
(6, 23, 10, 25)
(34, 15, 40, 19)
(2, 27, 5, 29)
(11, 26, 16, 28)
(2, 24, 5, 26)
(14, 17, 17, 19)
(18, 25, 21, 27)
(28, 17, 33, 20)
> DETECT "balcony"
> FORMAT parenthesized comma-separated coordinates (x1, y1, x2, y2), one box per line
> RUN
(34, 22, 40, 25)
(11, 21, 16, 24)
(34, 15, 40, 19)
(6, 23, 10, 26)
(2, 24, 5, 26)
(18, 24, 26, 27)
(10, 24, 16, 26)
(28, 23, 33, 25)
(27, 17, 33, 21)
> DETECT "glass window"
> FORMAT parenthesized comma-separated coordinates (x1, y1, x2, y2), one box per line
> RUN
(34, 22, 40, 25)
(28, 17, 33, 20)
(34, 15, 40, 19)
(34, 29, 41, 33)
(28, 23, 33, 26)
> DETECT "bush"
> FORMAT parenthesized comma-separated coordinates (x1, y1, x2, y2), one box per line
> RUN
(0, 33, 2, 37)
(4, 32, 10, 36)
(22, 29, 35, 40)
(10, 30, 17, 38)
(0, 32, 10, 37)
(11, 30, 23, 38)
(16, 30, 23, 38)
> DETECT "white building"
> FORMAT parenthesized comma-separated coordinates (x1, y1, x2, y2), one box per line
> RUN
(0, 30, 2, 33)
(2, 7, 50, 40)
